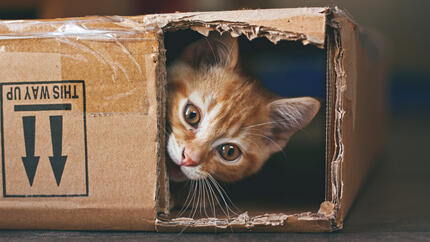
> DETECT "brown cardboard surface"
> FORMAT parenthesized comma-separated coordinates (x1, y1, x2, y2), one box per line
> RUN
(155, 8, 385, 232)
(157, 200, 334, 232)
(0, 19, 162, 230)
(140, 8, 328, 47)
(155, 8, 333, 232)
(327, 9, 387, 225)
(0, 7, 386, 232)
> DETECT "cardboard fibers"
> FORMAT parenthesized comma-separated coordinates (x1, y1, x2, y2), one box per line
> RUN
(0, 7, 386, 232)
(0, 23, 161, 230)
(141, 7, 327, 46)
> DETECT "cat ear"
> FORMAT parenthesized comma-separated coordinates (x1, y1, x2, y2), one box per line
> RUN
(182, 31, 239, 70)
(267, 97, 321, 150)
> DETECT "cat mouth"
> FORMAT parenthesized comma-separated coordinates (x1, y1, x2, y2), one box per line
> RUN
(167, 157, 187, 182)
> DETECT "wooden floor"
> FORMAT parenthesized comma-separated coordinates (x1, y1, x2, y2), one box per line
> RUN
(1, 114, 429, 241)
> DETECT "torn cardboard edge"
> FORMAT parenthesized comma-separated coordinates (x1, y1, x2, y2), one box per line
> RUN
(0, 8, 328, 48)
(325, 7, 351, 221)
(156, 201, 337, 232)
(156, 204, 335, 232)
(154, 7, 352, 232)
(154, 32, 170, 216)
(0, 7, 383, 232)
(141, 7, 328, 47)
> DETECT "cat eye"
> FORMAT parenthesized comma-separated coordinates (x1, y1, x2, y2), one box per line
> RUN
(218, 143, 241, 161)
(183, 103, 201, 128)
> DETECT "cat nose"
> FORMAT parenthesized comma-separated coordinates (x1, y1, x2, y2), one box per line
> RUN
(181, 149, 200, 167)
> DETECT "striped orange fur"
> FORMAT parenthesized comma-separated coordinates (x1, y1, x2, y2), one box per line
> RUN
(167, 32, 320, 183)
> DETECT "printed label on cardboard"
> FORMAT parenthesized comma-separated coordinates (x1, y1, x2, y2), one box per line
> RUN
(0, 81, 88, 197)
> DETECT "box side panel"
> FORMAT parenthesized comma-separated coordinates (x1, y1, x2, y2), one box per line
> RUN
(329, 12, 387, 225)
(0, 21, 161, 230)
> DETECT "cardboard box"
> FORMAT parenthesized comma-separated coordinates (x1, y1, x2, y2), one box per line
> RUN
(0, 7, 386, 232)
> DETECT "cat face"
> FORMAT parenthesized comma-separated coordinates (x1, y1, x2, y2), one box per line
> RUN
(167, 32, 320, 182)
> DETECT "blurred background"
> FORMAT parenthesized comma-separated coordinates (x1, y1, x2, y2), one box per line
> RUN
(1, 0, 429, 234)
(1, 0, 428, 116)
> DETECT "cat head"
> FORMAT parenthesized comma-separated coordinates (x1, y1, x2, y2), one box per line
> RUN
(167, 32, 320, 182)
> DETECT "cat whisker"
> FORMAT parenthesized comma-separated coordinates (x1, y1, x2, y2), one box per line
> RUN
(246, 119, 317, 141)
(245, 139, 265, 155)
(206, 176, 230, 218)
(175, 173, 240, 231)
(177, 180, 198, 235)
(244, 117, 307, 131)
(198, 180, 202, 216)
(203, 178, 212, 219)
(204, 178, 217, 219)
(243, 121, 280, 130)
(203, 178, 218, 232)
(199, 179, 206, 218)
(200, 179, 206, 218)
(204, 38, 221, 67)
(208, 175, 241, 215)
(247, 132, 288, 160)
(182, 180, 199, 218)
(216, 39, 234, 70)
(207, 177, 233, 232)
(207, 177, 236, 233)
(187, 183, 197, 219)
(176, 180, 192, 213)
(195, 179, 205, 219)
(190, 179, 202, 219)
(208, 175, 240, 218)
(176, 180, 196, 218)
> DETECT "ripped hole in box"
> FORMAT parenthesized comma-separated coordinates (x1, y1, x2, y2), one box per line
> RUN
(163, 29, 327, 223)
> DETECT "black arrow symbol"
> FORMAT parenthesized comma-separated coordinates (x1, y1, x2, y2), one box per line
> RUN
(48, 116, 67, 186)
(21, 116, 40, 186)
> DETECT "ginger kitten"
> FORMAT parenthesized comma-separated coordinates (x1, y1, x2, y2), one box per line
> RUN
(167, 32, 321, 187)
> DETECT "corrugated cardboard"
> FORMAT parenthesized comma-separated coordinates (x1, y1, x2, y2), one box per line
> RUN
(0, 19, 162, 230)
(0, 7, 386, 232)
